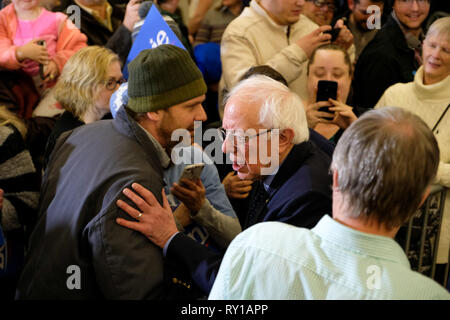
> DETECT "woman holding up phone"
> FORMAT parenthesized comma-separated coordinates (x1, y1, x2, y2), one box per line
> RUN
(304, 44, 358, 143)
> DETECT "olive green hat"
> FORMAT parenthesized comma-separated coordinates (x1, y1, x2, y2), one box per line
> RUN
(127, 45, 207, 113)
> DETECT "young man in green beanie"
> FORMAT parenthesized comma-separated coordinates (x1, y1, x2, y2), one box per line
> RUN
(16, 45, 208, 299)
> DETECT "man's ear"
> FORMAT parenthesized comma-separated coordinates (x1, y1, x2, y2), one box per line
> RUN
(279, 128, 294, 151)
(146, 110, 164, 122)
(333, 170, 339, 189)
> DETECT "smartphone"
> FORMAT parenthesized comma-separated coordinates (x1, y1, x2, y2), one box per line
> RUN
(324, 27, 341, 42)
(37, 40, 46, 80)
(179, 163, 205, 183)
(316, 80, 338, 115)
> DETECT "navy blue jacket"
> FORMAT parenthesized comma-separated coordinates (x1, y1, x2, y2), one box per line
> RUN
(166, 141, 332, 294)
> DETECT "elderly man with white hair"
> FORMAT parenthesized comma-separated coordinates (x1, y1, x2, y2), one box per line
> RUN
(115, 75, 333, 296)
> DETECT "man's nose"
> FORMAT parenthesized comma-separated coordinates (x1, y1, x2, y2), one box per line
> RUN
(195, 104, 207, 122)
(222, 133, 232, 155)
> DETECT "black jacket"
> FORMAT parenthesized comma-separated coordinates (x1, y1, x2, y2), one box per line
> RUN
(352, 15, 418, 110)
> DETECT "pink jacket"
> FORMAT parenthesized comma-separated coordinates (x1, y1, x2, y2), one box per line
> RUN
(0, 4, 87, 73)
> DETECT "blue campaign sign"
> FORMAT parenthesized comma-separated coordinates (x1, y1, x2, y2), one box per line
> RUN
(122, 5, 186, 79)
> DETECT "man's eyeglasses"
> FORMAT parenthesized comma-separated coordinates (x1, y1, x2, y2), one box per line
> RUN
(308, 0, 336, 11)
(397, 0, 430, 6)
(217, 127, 273, 145)
(105, 77, 126, 90)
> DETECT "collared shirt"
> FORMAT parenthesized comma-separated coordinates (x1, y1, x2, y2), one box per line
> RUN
(262, 162, 279, 192)
(137, 123, 171, 169)
(209, 215, 450, 299)
(74, 0, 113, 32)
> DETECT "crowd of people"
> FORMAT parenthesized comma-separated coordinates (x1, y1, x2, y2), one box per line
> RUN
(0, 0, 449, 300)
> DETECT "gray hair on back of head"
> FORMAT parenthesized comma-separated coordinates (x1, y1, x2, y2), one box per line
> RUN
(331, 106, 440, 229)
(224, 75, 309, 144)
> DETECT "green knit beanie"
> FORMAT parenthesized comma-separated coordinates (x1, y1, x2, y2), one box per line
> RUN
(127, 45, 207, 113)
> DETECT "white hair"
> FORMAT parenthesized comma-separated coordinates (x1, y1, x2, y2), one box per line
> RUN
(426, 17, 450, 42)
(224, 75, 309, 144)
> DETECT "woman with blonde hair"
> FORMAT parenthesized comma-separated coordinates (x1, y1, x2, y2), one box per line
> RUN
(376, 17, 450, 279)
(44, 45, 123, 167)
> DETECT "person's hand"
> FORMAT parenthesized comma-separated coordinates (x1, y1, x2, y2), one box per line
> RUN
(296, 25, 332, 58)
(305, 100, 335, 128)
(320, 98, 357, 129)
(15, 39, 49, 64)
(122, 0, 141, 31)
(116, 183, 178, 248)
(333, 19, 353, 50)
(222, 171, 253, 199)
(43, 60, 59, 82)
(171, 178, 206, 215)
(0, 188, 3, 211)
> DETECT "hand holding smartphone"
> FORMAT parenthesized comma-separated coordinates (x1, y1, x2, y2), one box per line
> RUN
(179, 163, 205, 185)
(316, 80, 338, 117)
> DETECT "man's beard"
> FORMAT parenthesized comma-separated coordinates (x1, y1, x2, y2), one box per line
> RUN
(158, 112, 194, 155)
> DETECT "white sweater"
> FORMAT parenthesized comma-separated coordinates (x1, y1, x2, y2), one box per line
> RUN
(376, 66, 450, 263)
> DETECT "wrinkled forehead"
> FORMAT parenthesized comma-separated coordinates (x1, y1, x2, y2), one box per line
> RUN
(425, 32, 450, 46)
(223, 96, 262, 130)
